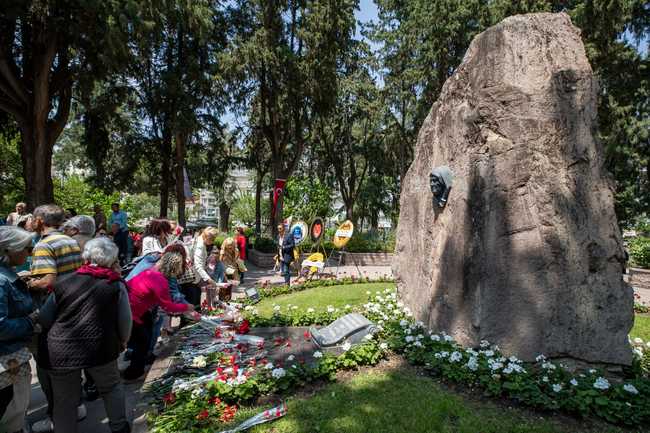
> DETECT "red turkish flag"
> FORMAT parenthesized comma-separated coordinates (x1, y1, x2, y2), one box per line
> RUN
(272, 178, 286, 219)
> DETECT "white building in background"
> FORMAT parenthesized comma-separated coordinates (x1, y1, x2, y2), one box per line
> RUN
(189, 168, 255, 221)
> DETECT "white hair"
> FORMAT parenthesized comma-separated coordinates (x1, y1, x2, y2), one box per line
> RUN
(82, 237, 119, 267)
(63, 215, 96, 236)
(0, 226, 34, 254)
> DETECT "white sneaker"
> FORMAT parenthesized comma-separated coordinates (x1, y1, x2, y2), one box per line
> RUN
(77, 403, 87, 421)
(31, 417, 54, 433)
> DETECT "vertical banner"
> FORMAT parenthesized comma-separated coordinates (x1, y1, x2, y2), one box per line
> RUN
(183, 167, 193, 200)
(272, 178, 286, 220)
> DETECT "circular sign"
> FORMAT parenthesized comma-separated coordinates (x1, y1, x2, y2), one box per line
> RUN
(290, 221, 308, 245)
(310, 217, 324, 243)
(333, 220, 354, 249)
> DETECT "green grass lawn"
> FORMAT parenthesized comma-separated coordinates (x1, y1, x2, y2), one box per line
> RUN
(631, 314, 650, 341)
(253, 282, 394, 317)
(247, 369, 620, 433)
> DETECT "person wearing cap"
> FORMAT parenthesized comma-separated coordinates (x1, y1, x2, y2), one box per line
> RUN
(0, 226, 38, 433)
(62, 216, 96, 251)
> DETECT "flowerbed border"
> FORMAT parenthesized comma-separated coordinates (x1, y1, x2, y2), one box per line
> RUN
(149, 286, 650, 431)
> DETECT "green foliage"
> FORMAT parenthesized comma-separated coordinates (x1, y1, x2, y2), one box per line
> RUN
(0, 116, 24, 215)
(54, 175, 120, 216)
(53, 175, 160, 226)
(230, 193, 259, 227)
(253, 236, 276, 254)
(629, 237, 650, 269)
(283, 177, 333, 222)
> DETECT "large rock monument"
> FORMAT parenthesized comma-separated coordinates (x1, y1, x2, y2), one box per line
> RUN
(393, 13, 634, 365)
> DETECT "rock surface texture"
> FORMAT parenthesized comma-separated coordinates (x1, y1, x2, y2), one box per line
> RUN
(393, 13, 633, 365)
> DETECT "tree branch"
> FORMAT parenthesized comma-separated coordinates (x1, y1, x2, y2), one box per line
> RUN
(0, 59, 29, 106)
(47, 84, 71, 145)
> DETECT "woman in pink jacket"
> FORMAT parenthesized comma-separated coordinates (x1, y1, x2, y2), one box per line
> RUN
(122, 250, 194, 380)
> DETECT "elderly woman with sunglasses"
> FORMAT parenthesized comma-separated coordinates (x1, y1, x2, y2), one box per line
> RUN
(0, 226, 38, 433)
(38, 237, 132, 433)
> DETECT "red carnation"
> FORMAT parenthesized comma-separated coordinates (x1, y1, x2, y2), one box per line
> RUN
(196, 409, 209, 421)
(162, 392, 176, 406)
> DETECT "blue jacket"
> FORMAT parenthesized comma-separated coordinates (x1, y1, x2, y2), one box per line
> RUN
(0, 264, 34, 356)
(125, 254, 186, 303)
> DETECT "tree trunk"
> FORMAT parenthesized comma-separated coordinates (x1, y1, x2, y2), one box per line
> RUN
(174, 132, 186, 227)
(159, 131, 172, 217)
(219, 203, 230, 232)
(254, 172, 263, 236)
(19, 125, 55, 209)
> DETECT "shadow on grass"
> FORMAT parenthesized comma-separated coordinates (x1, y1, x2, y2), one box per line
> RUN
(249, 369, 619, 433)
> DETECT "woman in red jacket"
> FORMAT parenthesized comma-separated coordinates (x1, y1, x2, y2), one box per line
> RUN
(122, 250, 194, 381)
(235, 227, 247, 283)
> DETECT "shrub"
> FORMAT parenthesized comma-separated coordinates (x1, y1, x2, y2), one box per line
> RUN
(629, 237, 650, 269)
(254, 236, 276, 253)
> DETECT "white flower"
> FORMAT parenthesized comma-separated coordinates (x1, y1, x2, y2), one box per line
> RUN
(430, 334, 441, 342)
(570, 379, 578, 386)
(191, 388, 205, 399)
(379, 343, 388, 350)
(399, 320, 408, 327)
(416, 321, 424, 327)
(593, 377, 610, 390)
(443, 335, 454, 342)
(345, 304, 351, 309)
(623, 384, 639, 395)
(552, 384, 562, 393)
(327, 306, 335, 313)
(307, 308, 315, 313)
(466, 357, 478, 371)
(271, 368, 286, 379)
(414, 340, 423, 348)
(363, 334, 374, 341)
(535, 354, 546, 362)
(633, 337, 643, 344)
(191, 355, 207, 368)
(366, 291, 371, 295)
(588, 369, 597, 374)
(397, 301, 404, 308)
(341, 342, 351, 352)
(449, 351, 462, 363)
(405, 335, 415, 343)
(646, 342, 650, 348)
(483, 350, 495, 358)
(633, 347, 644, 358)
(244, 305, 254, 311)
(541, 362, 557, 371)
(508, 356, 520, 364)
(313, 351, 323, 358)
(287, 355, 295, 361)
(480, 340, 490, 348)
(273, 305, 281, 312)
(264, 362, 274, 370)
(542, 376, 549, 383)
(416, 334, 424, 340)
(291, 305, 298, 310)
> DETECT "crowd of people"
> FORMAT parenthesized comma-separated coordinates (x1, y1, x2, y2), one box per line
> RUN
(0, 202, 249, 433)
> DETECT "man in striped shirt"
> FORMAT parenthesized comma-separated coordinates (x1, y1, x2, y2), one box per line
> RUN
(26, 204, 86, 433)
(28, 204, 83, 292)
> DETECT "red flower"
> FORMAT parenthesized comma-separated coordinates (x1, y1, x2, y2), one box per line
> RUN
(196, 409, 210, 421)
(303, 330, 311, 340)
(237, 319, 250, 334)
(214, 329, 222, 338)
(209, 396, 222, 406)
(220, 405, 238, 422)
(162, 392, 176, 406)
